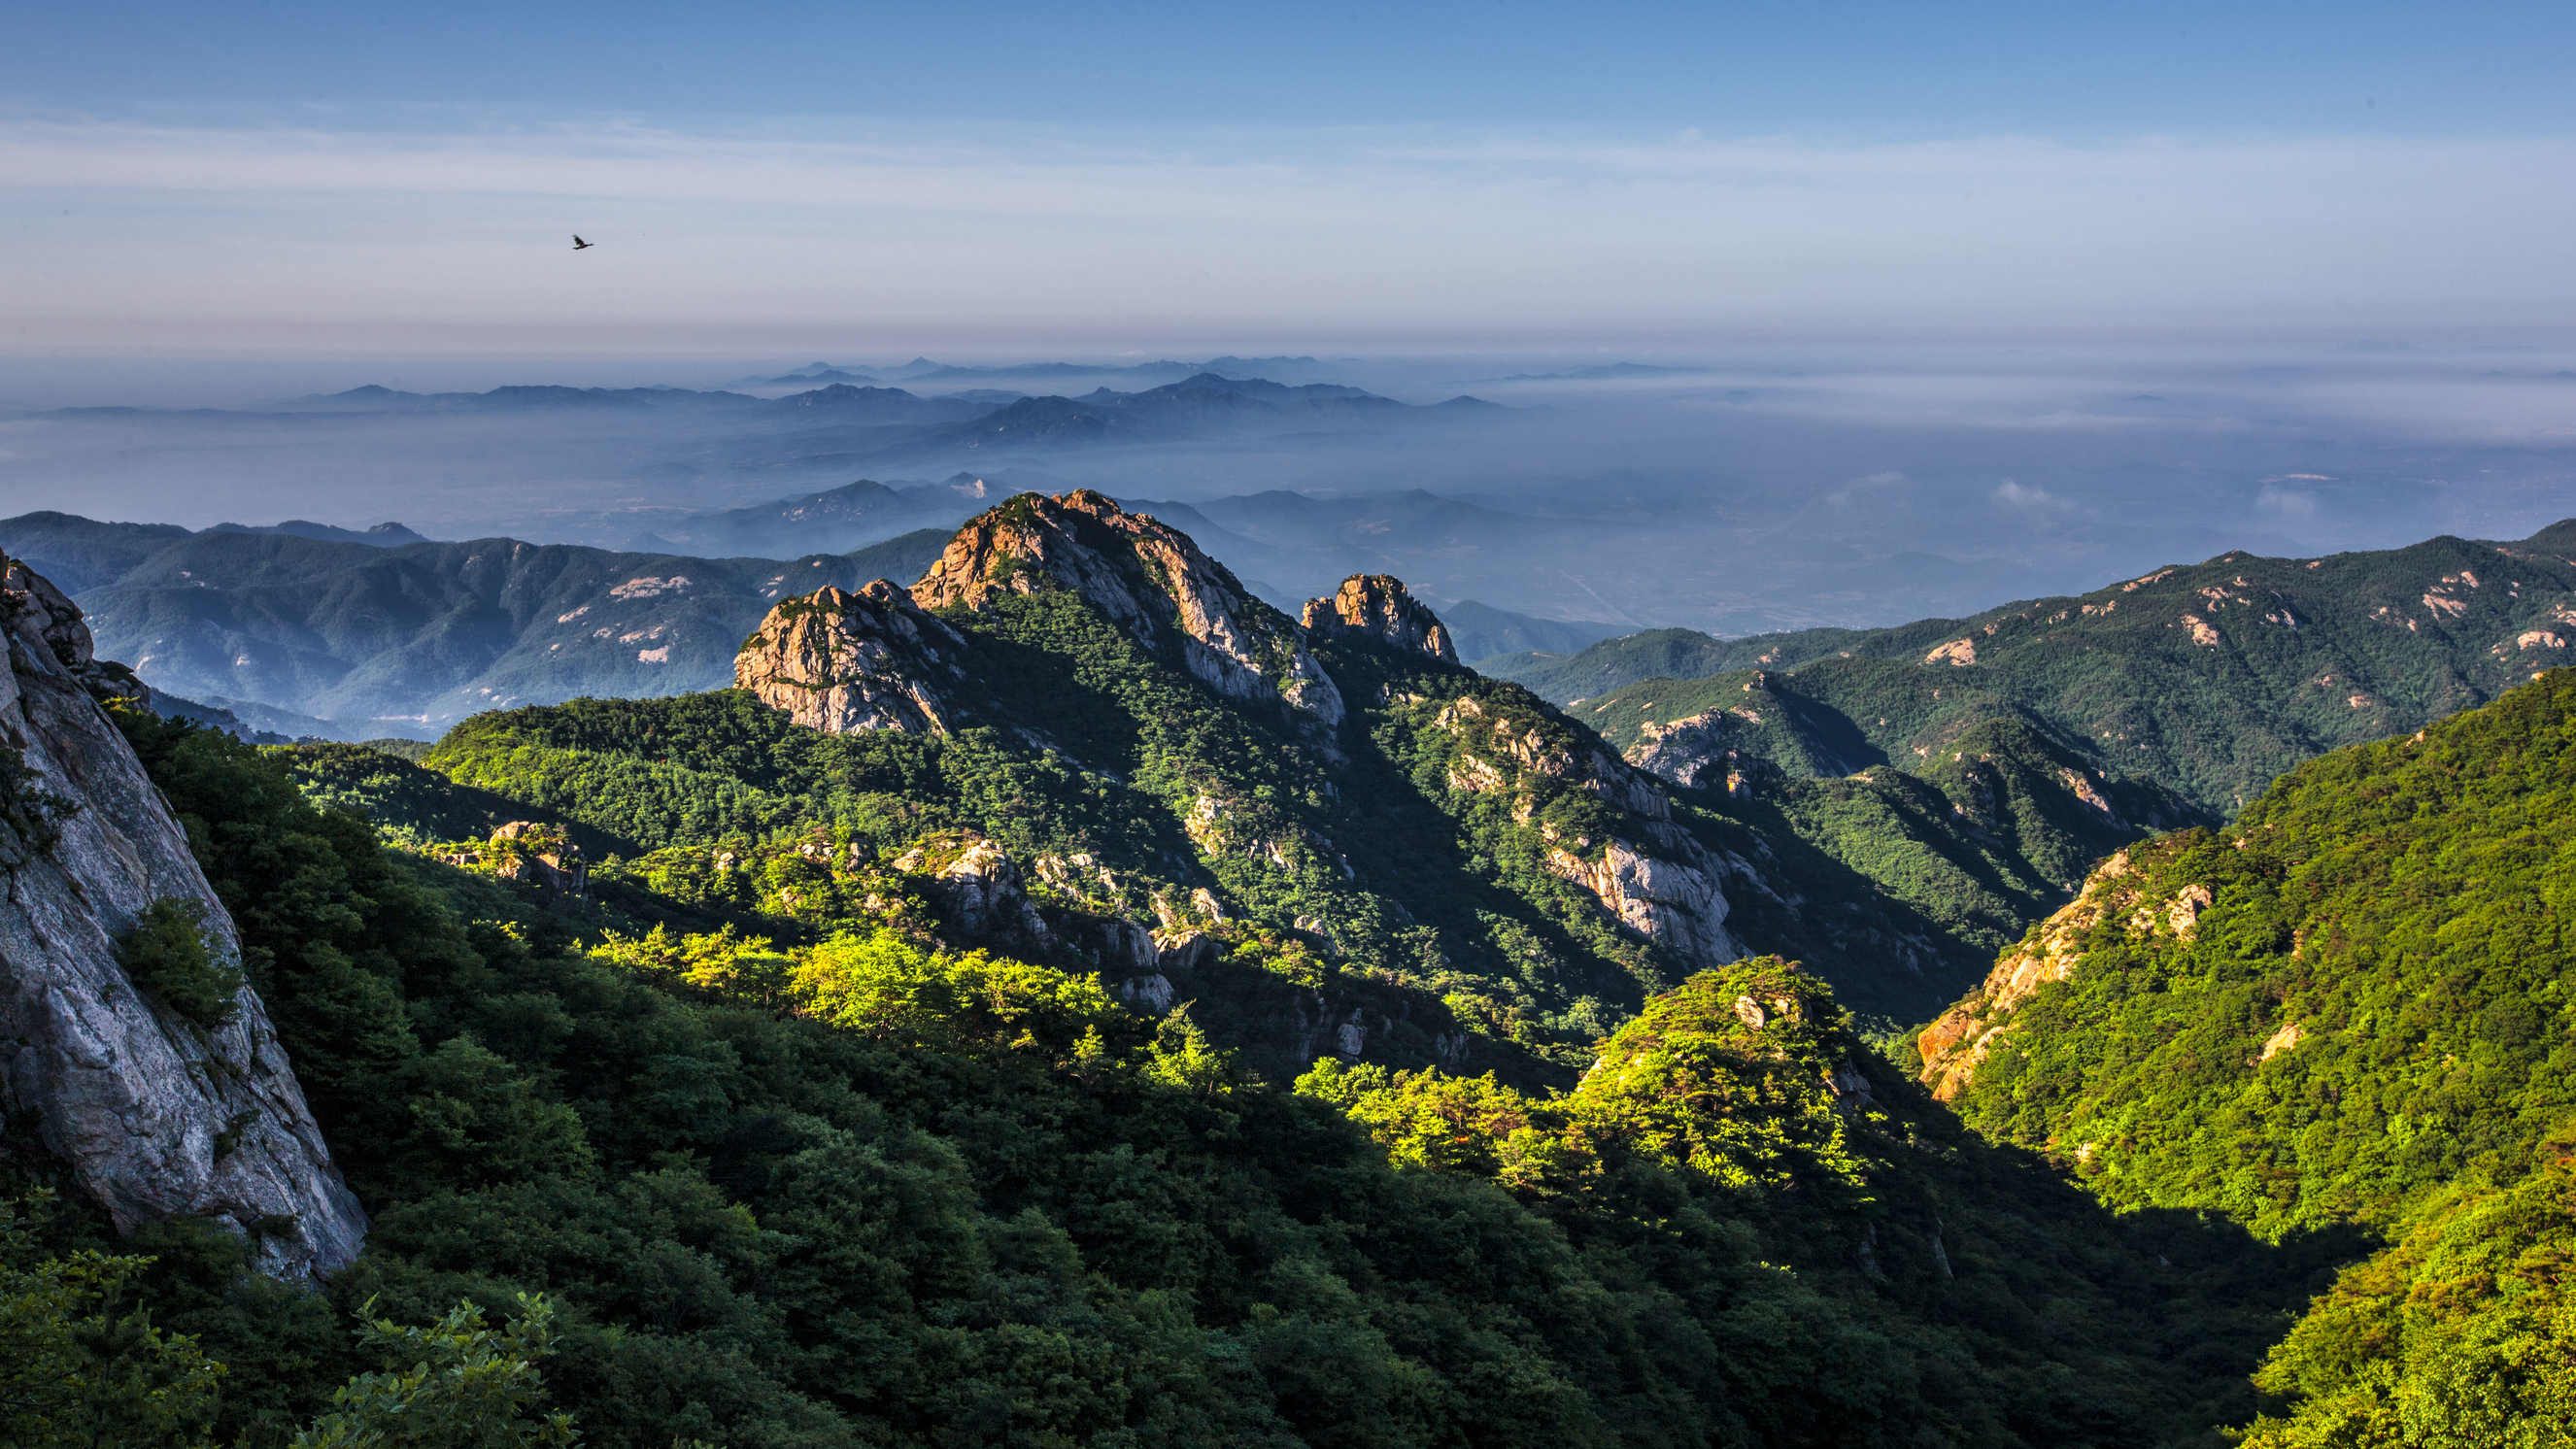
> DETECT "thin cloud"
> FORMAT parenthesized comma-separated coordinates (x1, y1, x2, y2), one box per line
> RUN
(1992, 479, 2066, 510)
(6, 120, 2576, 345)
(2256, 485, 2324, 522)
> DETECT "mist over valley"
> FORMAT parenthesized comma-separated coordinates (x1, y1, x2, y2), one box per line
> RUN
(12, 338, 2575, 642)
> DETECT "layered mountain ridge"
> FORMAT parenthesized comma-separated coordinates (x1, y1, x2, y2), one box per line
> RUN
(1497, 522, 2576, 816)
(0, 493, 1610, 738)
(0, 521, 959, 736)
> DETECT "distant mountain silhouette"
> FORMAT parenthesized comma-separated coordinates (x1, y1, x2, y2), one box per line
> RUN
(1493, 362, 1694, 382)
(729, 363, 884, 388)
(207, 520, 426, 548)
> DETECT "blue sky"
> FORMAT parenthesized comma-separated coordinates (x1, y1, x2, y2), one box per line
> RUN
(12, 1, 2574, 136)
(5, 2, 2574, 359)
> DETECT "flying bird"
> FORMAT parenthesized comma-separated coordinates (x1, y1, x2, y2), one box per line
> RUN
(571, 235, 593, 251)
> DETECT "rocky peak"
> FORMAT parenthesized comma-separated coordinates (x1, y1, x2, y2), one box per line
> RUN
(735, 578, 966, 735)
(4, 557, 138, 700)
(0, 553, 367, 1282)
(911, 490, 1344, 725)
(1301, 574, 1459, 664)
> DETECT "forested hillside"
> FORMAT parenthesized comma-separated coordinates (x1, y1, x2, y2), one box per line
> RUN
(1919, 669, 2576, 1445)
(15, 498, 2576, 1445)
(375, 490, 2126, 1036)
(1496, 522, 2576, 815)
(0, 650, 2299, 1447)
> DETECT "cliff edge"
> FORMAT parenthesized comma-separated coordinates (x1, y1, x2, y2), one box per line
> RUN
(0, 555, 366, 1282)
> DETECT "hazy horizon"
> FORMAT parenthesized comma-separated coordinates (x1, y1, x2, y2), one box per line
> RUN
(5, 0, 2571, 638)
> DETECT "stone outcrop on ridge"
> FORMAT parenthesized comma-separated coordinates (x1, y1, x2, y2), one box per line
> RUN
(1301, 574, 1459, 664)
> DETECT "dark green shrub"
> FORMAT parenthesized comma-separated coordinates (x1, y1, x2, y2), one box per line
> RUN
(117, 897, 241, 1030)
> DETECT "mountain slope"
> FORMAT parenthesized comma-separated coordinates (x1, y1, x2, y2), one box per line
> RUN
(1917, 668, 2576, 1445)
(9, 681, 2294, 1446)
(420, 492, 1795, 1069)
(1499, 524, 2576, 815)
(0, 511, 194, 591)
(1922, 666, 2576, 1234)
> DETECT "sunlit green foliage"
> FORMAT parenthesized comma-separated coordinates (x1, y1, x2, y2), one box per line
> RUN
(1948, 669, 2576, 1239)
(2239, 1138, 2576, 1449)
(0, 708, 2317, 1446)
(0, 1193, 223, 1449)
(288, 1296, 576, 1449)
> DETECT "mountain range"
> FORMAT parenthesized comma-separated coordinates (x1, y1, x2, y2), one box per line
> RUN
(1491, 522, 2576, 815)
(1490, 362, 1696, 382)
(0, 495, 1617, 738)
(12, 500, 2568, 1018)
(6, 480, 2573, 1443)
(0, 518, 957, 736)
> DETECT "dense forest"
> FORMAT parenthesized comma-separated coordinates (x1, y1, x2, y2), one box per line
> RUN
(7, 495, 2574, 1445)
(6, 702, 2315, 1446)
(1928, 669, 2576, 1445)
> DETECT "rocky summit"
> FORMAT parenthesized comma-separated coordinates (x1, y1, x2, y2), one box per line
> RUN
(1302, 573, 1460, 664)
(735, 578, 968, 734)
(912, 489, 1345, 725)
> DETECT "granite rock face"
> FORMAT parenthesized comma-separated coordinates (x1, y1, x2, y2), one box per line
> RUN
(913, 490, 1344, 725)
(1430, 692, 1745, 970)
(0, 554, 367, 1282)
(1914, 851, 2140, 1101)
(734, 578, 967, 735)
(1542, 837, 1742, 967)
(1301, 574, 1459, 664)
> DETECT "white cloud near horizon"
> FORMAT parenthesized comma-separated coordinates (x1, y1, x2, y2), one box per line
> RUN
(8, 118, 2576, 351)
(1992, 479, 2067, 510)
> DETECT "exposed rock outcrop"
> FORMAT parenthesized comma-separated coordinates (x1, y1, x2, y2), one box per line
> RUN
(1915, 850, 2151, 1101)
(913, 490, 1344, 724)
(1429, 691, 1743, 968)
(0, 556, 366, 1282)
(1626, 710, 1760, 793)
(2258, 1019, 2304, 1062)
(1301, 574, 1458, 664)
(486, 821, 588, 909)
(893, 834, 1049, 941)
(1436, 693, 1673, 821)
(1544, 838, 1741, 965)
(735, 579, 966, 734)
